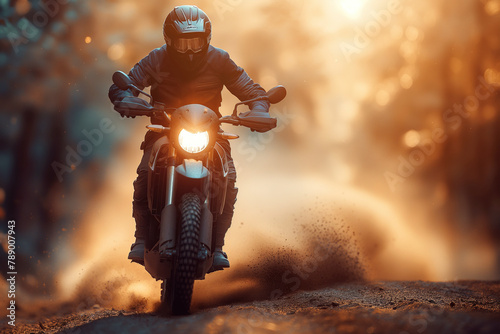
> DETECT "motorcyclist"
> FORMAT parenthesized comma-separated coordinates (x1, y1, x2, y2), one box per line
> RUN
(108, 5, 270, 269)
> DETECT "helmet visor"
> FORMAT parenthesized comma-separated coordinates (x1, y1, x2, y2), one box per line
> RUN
(173, 37, 207, 53)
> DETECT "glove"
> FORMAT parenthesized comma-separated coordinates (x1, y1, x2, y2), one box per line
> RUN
(114, 96, 155, 118)
(114, 97, 135, 118)
(115, 95, 154, 119)
(239, 109, 270, 119)
(238, 109, 276, 133)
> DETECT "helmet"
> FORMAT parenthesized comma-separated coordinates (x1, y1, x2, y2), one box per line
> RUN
(163, 6, 212, 71)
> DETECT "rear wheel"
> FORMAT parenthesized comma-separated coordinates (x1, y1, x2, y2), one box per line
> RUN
(160, 193, 201, 315)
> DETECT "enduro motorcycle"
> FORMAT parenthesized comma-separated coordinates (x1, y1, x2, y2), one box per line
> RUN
(112, 71, 286, 315)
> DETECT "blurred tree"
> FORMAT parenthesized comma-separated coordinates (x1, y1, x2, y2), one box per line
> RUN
(439, 0, 500, 270)
(0, 0, 126, 295)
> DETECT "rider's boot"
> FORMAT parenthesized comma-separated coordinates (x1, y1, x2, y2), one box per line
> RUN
(213, 246, 230, 268)
(128, 238, 145, 263)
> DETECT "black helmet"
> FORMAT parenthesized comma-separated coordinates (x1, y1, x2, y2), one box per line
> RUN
(163, 5, 212, 54)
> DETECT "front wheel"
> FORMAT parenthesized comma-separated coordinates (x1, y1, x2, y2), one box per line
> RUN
(161, 193, 201, 315)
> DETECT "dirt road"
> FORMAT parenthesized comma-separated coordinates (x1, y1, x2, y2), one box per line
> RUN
(4, 280, 499, 334)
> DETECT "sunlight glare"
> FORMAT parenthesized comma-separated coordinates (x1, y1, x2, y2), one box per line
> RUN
(338, 0, 367, 19)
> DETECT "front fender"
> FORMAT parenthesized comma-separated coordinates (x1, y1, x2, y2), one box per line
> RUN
(175, 159, 210, 202)
(175, 159, 209, 179)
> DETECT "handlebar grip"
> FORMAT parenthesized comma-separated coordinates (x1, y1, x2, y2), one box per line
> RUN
(238, 116, 277, 132)
(129, 110, 155, 116)
(114, 106, 154, 117)
(114, 96, 155, 116)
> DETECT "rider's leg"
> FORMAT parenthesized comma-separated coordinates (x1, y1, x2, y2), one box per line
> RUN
(213, 140, 237, 268)
(212, 180, 238, 268)
(215, 181, 238, 249)
(128, 144, 153, 262)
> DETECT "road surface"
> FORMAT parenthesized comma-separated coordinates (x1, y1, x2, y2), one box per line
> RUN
(4, 280, 499, 334)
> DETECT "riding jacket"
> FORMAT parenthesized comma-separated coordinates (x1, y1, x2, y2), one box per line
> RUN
(108, 45, 269, 126)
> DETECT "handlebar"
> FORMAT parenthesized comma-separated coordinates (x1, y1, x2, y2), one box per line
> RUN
(116, 98, 276, 132)
(112, 71, 285, 132)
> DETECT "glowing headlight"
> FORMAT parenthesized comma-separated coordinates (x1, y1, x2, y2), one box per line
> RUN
(178, 129, 209, 153)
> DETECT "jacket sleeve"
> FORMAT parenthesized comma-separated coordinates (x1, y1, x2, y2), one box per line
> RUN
(221, 52, 270, 112)
(108, 47, 163, 104)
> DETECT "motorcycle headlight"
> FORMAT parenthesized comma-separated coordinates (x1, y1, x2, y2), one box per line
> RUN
(178, 129, 209, 154)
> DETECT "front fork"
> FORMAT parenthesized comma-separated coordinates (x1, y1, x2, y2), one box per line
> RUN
(159, 146, 177, 257)
(158, 147, 213, 258)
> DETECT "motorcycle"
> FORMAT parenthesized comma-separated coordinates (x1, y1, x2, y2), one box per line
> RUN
(112, 71, 286, 315)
